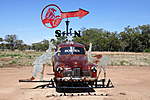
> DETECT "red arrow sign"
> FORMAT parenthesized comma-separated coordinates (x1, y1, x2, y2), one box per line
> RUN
(61, 8, 89, 19)
(41, 4, 89, 28)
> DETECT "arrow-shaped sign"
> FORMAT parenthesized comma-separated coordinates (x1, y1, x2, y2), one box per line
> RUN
(41, 4, 89, 28)
(61, 8, 89, 19)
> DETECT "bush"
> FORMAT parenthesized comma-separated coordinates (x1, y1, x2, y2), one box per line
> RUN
(144, 49, 150, 52)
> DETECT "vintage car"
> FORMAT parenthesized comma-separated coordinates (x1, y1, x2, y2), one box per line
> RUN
(53, 41, 97, 85)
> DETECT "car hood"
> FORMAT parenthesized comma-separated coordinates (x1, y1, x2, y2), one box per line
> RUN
(55, 55, 88, 68)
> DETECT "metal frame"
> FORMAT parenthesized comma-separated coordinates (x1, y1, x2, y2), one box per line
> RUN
(19, 78, 114, 89)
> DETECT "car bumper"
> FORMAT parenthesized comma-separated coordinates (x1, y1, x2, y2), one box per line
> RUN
(55, 77, 97, 82)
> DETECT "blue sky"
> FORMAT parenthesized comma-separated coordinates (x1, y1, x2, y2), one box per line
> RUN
(0, 0, 150, 44)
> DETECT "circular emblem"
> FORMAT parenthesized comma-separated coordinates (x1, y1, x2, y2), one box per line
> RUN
(41, 4, 62, 28)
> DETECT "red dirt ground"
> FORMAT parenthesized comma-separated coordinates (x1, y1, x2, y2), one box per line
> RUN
(0, 66, 150, 100)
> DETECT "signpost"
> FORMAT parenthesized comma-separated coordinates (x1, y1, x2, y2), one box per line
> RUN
(19, 4, 114, 93)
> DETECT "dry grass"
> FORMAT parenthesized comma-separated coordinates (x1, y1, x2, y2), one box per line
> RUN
(92, 52, 150, 66)
(0, 51, 150, 67)
(0, 50, 43, 67)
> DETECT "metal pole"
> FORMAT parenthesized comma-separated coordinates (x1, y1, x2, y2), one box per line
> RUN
(65, 19, 70, 35)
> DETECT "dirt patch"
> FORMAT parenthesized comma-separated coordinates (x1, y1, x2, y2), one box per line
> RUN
(0, 57, 13, 61)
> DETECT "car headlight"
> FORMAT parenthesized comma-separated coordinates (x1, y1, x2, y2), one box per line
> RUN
(91, 66, 97, 72)
(56, 67, 63, 73)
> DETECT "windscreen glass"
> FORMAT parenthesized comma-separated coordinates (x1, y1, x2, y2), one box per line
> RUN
(60, 46, 85, 55)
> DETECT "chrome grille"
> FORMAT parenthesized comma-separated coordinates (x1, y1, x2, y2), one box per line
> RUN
(63, 68, 80, 77)
(82, 71, 90, 76)
(72, 68, 80, 77)
(63, 70, 72, 77)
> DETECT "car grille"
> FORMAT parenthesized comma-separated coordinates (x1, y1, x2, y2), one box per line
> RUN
(63, 68, 80, 77)
(72, 68, 80, 77)
(82, 71, 90, 76)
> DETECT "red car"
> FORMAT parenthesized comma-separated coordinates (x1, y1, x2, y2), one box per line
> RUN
(19, 41, 114, 89)
(53, 41, 97, 85)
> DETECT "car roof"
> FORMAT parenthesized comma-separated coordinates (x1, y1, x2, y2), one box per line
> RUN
(57, 41, 85, 48)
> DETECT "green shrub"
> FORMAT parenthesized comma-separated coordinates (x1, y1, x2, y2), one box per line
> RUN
(9, 60, 17, 64)
(144, 49, 150, 52)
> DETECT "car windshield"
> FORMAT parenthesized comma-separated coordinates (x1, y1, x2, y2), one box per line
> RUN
(60, 46, 85, 55)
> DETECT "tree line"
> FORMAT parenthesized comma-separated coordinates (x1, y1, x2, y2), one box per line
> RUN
(74, 24, 150, 52)
(0, 34, 30, 51)
(0, 35, 49, 51)
(0, 24, 150, 52)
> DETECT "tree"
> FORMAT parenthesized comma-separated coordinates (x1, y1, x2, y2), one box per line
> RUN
(54, 36, 67, 46)
(0, 37, 4, 50)
(0, 37, 3, 42)
(119, 25, 150, 52)
(139, 25, 150, 50)
(74, 28, 105, 51)
(107, 32, 121, 51)
(15, 40, 24, 50)
(4, 34, 17, 50)
(3, 34, 26, 51)
(74, 28, 121, 51)
(31, 39, 50, 51)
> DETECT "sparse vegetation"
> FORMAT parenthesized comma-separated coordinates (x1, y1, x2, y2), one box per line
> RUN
(106, 53, 150, 66)
(0, 51, 150, 67)
(0, 51, 43, 67)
